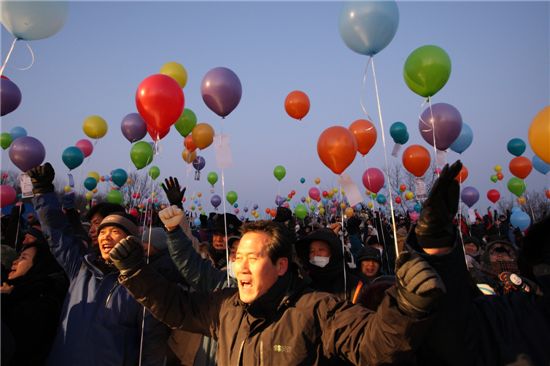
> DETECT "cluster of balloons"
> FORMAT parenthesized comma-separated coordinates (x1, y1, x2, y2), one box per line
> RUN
(1, 126, 27, 150)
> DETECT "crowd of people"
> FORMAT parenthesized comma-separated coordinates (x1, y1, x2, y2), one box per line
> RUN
(1, 161, 548, 365)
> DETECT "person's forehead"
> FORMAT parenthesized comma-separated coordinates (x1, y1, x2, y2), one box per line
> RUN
(91, 213, 104, 223)
(310, 240, 329, 248)
(237, 232, 269, 253)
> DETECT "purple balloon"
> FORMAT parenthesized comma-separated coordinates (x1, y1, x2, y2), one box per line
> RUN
(419, 103, 463, 151)
(121, 113, 147, 143)
(192, 156, 206, 171)
(275, 195, 286, 206)
(253, 204, 259, 210)
(1, 77, 22, 116)
(201, 67, 242, 118)
(9, 136, 45, 172)
(461, 186, 480, 208)
(210, 194, 221, 208)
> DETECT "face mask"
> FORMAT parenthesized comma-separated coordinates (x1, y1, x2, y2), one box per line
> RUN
(310, 256, 330, 268)
(227, 260, 236, 279)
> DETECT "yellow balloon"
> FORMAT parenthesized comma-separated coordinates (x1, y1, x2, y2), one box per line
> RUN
(528, 105, 550, 163)
(305, 197, 311, 203)
(88, 171, 100, 181)
(191, 123, 215, 149)
(82, 115, 108, 139)
(345, 207, 354, 217)
(367, 202, 374, 209)
(197, 192, 202, 198)
(160, 61, 188, 88)
(405, 191, 414, 200)
(85, 192, 93, 200)
(517, 196, 526, 205)
(319, 207, 325, 215)
(494, 165, 502, 173)
(340, 202, 347, 209)
(314, 178, 321, 185)
(182, 149, 197, 164)
(64, 185, 72, 193)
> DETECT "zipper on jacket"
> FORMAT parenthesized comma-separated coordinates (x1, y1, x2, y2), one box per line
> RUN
(260, 340, 264, 366)
(237, 340, 245, 366)
(105, 281, 119, 306)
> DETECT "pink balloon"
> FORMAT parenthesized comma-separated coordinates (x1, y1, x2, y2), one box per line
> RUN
(308, 187, 321, 202)
(75, 139, 93, 158)
(362, 167, 385, 193)
(0, 185, 17, 208)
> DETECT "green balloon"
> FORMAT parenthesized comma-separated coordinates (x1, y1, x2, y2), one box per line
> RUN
(507, 177, 526, 197)
(294, 204, 307, 220)
(226, 191, 238, 205)
(403, 45, 451, 98)
(490, 175, 498, 183)
(149, 166, 160, 180)
(174, 108, 197, 137)
(1, 132, 13, 150)
(273, 165, 286, 181)
(106, 190, 124, 205)
(130, 141, 153, 169)
(207, 171, 218, 186)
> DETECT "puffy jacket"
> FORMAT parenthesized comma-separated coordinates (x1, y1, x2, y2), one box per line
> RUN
(33, 192, 167, 366)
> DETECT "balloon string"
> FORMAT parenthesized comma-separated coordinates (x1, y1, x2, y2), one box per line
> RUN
(0, 38, 18, 76)
(218, 120, 230, 286)
(359, 57, 374, 121)
(370, 58, 400, 259)
(457, 180, 468, 269)
(15, 42, 35, 71)
(14, 203, 23, 252)
(339, 183, 348, 301)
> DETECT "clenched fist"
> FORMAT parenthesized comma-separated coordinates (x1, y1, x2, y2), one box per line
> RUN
(159, 205, 185, 230)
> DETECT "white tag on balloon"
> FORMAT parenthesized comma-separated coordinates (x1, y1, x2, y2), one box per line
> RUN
(436, 149, 447, 167)
(468, 208, 476, 223)
(338, 173, 363, 207)
(414, 177, 427, 199)
(215, 134, 233, 169)
(391, 143, 402, 157)
(19, 173, 34, 199)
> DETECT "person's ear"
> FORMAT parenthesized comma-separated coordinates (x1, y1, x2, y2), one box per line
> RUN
(276, 257, 288, 276)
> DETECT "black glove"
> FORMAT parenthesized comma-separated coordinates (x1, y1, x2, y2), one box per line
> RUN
(415, 160, 462, 248)
(395, 251, 446, 317)
(109, 236, 145, 277)
(161, 177, 186, 209)
(26, 162, 55, 194)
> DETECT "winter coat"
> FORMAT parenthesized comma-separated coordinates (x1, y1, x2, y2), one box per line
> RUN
(120, 263, 433, 366)
(33, 192, 167, 366)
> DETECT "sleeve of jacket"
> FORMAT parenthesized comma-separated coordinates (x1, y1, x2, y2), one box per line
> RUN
(120, 264, 232, 339)
(166, 227, 230, 291)
(32, 192, 84, 279)
(140, 308, 171, 366)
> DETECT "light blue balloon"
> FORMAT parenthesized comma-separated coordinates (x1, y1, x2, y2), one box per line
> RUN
(450, 123, 473, 154)
(193, 218, 201, 227)
(9, 126, 27, 141)
(511, 207, 521, 214)
(61, 146, 84, 170)
(0, 1, 68, 41)
(339, 1, 399, 56)
(510, 210, 531, 231)
(532, 155, 550, 175)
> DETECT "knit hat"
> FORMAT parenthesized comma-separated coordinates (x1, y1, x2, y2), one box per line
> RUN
(25, 226, 46, 244)
(356, 245, 382, 264)
(212, 213, 242, 236)
(142, 227, 167, 250)
(97, 213, 139, 237)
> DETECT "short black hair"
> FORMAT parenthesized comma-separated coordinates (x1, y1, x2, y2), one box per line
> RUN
(241, 220, 295, 264)
(85, 202, 125, 221)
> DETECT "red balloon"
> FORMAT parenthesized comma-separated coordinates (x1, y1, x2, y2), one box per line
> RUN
(402, 145, 431, 177)
(75, 139, 93, 158)
(509, 156, 533, 179)
(349, 119, 377, 156)
(496, 172, 504, 181)
(362, 167, 384, 193)
(317, 126, 357, 175)
(399, 184, 406, 192)
(546, 190, 550, 199)
(395, 196, 402, 204)
(285, 90, 310, 120)
(0, 184, 17, 208)
(184, 135, 197, 152)
(487, 189, 500, 204)
(309, 187, 321, 202)
(454, 165, 469, 183)
(146, 125, 169, 141)
(136, 74, 184, 137)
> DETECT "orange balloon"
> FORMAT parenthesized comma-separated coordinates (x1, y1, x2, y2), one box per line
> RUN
(528, 105, 550, 164)
(348, 119, 377, 156)
(455, 165, 469, 183)
(509, 156, 532, 179)
(284, 90, 310, 120)
(181, 149, 196, 164)
(184, 135, 196, 152)
(317, 126, 358, 175)
(191, 123, 214, 149)
(402, 145, 431, 177)
(546, 189, 550, 199)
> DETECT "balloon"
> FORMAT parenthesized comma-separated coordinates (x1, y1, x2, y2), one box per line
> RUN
(8, 136, 45, 172)
(403, 45, 452, 97)
(136, 74, 184, 138)
(121, 113, 147, 143)
(494, 165, 502, 172)
(207, 172, 218, 186)
(317, 126, 357, 175)
(449, 123, 473, 154)
(300, 177, 306, 184)
(309, 187, 321, 202)
(405, 191, 414, 200)
(532, 155, 550, 175)
(314, 178, 321, 185)
(395, 196, 402, 204)
(275, 195, 286, 207)
(60, 146, 83, 170)
(414, 202, 422, 213)
(528, 106, 550, 163)
(496, 172, 504, 181)
(338, 0, 399, 56)
(362, 168, 384, 193)
(510, 210, 531, 231)
(209, 194, 221, 209)
(226, 191, 238, 205)
(160, 61, 188, 88)
(146, 166, 159, 180)
(345, 207, 354, 218)
(455, 165, 468, 183)
(349, 119, 377, 156)
(376, 194, 387, 205)
(111, 169, 128, 188)
(130, 141, 153, 169)
(1, 132, 13, 150)
(191, 123, 214, 149)
(294, 204, 308, 220)
(0, 1, 68, 40)
(507, 177, 526, 197)
(487, 189, 500, 204)
(402, 144, 430, 177)
(106, 190, 124, 205)
(419, 103, 463, 151)
(181, 149, 197, 164)
(183, 135, 197, 153)
(88, 171, 100, 182)
(389, 122, 409, 144)
(83, 115, 108, 139)
(193, 156, 206, 171)
(9, 126, 27, 141)
(83, 177, 97, 191)
(174, 108, 197, 137)
(0, 185, 16, 208)
(284, 90, 310, 120)
(509, 156, 532, 179)
(201, 67, 242, 118)
(507, 138, 526, 157)
(85, 191, 93, 201)
(273, 165, 286, 181)
(75, 139, 93, 158)
(460, 186, 479, 208)
(546, 190, 550, 200)
(0, 77, 22, 116)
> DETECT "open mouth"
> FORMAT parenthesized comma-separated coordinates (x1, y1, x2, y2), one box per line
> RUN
(101, 244, 114, 253)
(239, 280, 252, 288)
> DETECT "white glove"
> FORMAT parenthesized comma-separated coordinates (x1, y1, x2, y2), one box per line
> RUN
(159, 205, 184, 229)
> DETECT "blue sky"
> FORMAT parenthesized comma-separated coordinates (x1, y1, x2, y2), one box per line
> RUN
(1, 1, 549, 216)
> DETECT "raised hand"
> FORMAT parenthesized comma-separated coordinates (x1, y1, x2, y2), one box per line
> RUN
(158, 205, 185, 230)
(26, 162, 55, 194)
(109, 236, 144, 277)
(161, 177, 186, 209)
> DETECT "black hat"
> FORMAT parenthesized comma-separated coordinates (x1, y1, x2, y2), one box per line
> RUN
(463, 236, 482, 249)
(357, 245, 381, 264)
(273, 207, 292, 223)
(25, 226, 46, 244)
(295, 228, 342, 262)
(97, 213, 139, 237)
(212, 213, 242, 236)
